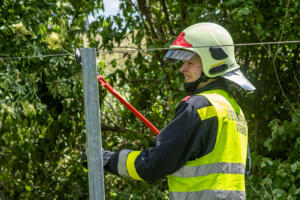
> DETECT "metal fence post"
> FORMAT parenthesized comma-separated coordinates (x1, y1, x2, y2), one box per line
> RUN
(80, 48, 105, 200)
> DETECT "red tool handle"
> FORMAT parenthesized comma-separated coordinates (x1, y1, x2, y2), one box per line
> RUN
(97, 74, 160, 136)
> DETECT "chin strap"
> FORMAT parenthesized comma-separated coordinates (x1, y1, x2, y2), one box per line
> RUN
(184, 73, 209, 93)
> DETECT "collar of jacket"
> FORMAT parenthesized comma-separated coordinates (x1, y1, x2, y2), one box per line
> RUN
(190, 78, 228, 95)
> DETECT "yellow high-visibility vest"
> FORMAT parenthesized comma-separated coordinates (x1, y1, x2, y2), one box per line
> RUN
(167, 89, 248, 200)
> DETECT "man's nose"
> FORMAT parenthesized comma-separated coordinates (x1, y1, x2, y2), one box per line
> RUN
(180, 63, 187, 73)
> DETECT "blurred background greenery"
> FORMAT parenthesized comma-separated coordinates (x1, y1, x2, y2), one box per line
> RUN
(0, 0, 299, 199)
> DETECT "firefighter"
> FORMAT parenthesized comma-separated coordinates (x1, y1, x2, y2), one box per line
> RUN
(101, 22, 255, 199)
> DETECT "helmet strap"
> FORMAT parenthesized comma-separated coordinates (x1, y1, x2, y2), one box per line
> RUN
(184, 73, 209, 93)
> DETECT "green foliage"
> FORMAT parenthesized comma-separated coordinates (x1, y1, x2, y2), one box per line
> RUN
(0, 0, 101, 199)
(1, 0, 299, 199)
(104, 174, 168, 200)
(247, 107, 300, 200)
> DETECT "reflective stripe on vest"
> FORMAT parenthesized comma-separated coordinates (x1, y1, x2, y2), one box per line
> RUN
(169, 190, 246, 200)
(171, 162, 245, 177)
(167, 89, 248, 200)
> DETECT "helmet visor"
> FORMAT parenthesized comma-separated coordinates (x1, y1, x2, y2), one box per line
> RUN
(164, 49, 196, 64)
(222, 69, 256, 91)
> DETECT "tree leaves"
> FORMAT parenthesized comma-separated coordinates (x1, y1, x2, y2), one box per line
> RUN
(1, 0, 299, 199)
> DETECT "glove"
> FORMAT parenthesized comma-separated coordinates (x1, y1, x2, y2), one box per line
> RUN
(81, 149, 115, 169)
(102, 150, 114, 167)
(81, 151, 88, 168)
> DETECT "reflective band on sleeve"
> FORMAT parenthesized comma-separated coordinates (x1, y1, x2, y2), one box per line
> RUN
(126, 151, 143, 181)
(197, 106, 217, 120)
(170, 190, 246, 200)
(171, 162, 245, 177)
(117, 150, 132, 178)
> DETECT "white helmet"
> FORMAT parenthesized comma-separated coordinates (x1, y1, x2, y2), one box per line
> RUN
(164, 22, 255, 90)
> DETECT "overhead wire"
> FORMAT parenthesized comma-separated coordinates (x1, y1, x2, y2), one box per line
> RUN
(0, 53, 72, 60)
(97, 40, 300, 54)
(0, 40, 299, 60)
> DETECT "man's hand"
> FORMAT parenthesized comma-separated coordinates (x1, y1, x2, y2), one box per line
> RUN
(102, 150, 114, 167)
(81, 149, 115, 169)
(81, 151, 88, 168)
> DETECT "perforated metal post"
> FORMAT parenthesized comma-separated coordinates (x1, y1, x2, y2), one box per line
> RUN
(80, 48, 105, 200)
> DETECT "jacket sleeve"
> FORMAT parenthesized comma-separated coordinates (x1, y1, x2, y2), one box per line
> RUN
(105, 96, 218, 182)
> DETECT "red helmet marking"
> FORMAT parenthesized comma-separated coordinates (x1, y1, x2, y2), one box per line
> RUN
(172, 32, 192, 47)
(180, 95, 191, 103)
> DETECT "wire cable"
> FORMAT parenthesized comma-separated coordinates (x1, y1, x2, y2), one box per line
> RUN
(0, 53, 72, 60)
(0, 40, 299, 60)
(97, 40, 300, 54)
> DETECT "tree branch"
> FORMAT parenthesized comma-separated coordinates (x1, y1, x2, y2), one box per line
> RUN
(254, 119, 260, 153)
(292, 45, 299, 90)
(252, 1, 295, 112)
(125, 0, 155, 44)
(160, 0, 175, 36)
(293, 71, 300, 90)
(137, 0, 164, 40)
(269, 0, 295, 112)
(101, 123, 124, 132)
(179, 0, 187, 30)
(104, 98, 121, 126)
(101, 112, 124, 133)
(244, 52, 250, 72)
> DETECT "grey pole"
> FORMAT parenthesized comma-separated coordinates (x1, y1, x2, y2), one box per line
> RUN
(80, 48, 105, 200)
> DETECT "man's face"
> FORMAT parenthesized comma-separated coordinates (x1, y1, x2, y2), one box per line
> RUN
(179, 55, 203, 83)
